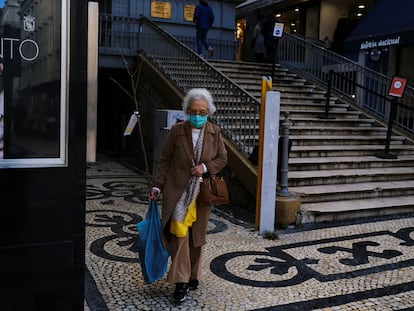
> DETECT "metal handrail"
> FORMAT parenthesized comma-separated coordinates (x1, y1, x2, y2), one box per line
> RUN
(277, 33, 414, 138)
(98, 14, 140, 55)
(137, 17, 260, 155)
(98, 14, 240, 60)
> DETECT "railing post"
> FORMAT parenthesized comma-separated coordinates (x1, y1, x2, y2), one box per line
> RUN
(319, 69, 335, 119)
(275, 111, 301, 226)
(277, 112, 290, 197)
(375, 98, 398, 159)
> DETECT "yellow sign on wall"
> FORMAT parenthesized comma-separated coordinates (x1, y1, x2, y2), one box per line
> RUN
(184, 5, 195, 22)
(151, 1, 171, 19)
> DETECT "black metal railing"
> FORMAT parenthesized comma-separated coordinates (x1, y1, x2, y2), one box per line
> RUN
(97, 13, 414, 148)
(98, 14, 240, 60)
(137, 17, 260, 156)
(277, 33, 414, 138)
(99, 14, 140, 55)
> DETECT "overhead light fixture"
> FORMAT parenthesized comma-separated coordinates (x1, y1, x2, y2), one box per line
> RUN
(358, 5, 365, 9)
(357, 13, 363, 17)
(276, 13, 281, 18)
(294, 8, 299, 12)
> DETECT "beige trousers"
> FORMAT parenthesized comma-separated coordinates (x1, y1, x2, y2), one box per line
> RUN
(166, 228, 202, 284)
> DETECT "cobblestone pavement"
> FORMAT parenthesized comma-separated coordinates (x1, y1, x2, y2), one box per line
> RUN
(85, 160, 414, 311)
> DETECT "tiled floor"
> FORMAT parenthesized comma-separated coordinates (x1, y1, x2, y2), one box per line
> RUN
(85, 159, 414, 310)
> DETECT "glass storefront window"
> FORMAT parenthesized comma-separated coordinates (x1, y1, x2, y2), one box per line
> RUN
(0, 0, 68, 168)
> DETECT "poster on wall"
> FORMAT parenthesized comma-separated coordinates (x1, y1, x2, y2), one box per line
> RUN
(0, 0, 68, 168)
(151, 1, 171, 19)
(184, 5, 195, 22)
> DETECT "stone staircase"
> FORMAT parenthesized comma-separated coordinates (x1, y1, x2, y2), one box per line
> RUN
(209, 60, 414, 223)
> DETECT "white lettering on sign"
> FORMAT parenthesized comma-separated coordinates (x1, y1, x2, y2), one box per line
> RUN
(360, 36, 400, 50)
(0, 37, 40, 61)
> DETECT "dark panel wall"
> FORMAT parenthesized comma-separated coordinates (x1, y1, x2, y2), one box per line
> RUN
(0, 1, 88, 310)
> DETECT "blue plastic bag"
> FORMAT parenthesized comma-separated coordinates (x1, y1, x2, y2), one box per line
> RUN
(137, 200, 169, 283)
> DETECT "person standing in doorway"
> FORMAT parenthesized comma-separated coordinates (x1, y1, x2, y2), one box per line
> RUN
(193, 0, 215, 58)
(261, 13, 277, 63)
(252, 18, 266, 63)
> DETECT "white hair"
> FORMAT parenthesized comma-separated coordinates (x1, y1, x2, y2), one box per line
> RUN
(182, 88, 216, 115)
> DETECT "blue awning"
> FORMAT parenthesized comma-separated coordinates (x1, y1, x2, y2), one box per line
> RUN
(344, 0, 414, 51)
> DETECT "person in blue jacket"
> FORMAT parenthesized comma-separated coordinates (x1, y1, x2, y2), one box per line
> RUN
(193, 0, 215, 57)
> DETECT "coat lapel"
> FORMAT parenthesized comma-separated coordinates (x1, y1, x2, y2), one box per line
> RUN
(200, 122, 215, 161)
(183, 121, 195, 164)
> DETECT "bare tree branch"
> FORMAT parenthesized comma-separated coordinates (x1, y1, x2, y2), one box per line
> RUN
(108, 35, 152, 189)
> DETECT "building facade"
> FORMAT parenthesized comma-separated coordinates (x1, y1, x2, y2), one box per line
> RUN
(0, 0, 87, 308)
(98, 0, 243, 66)
(236, 0, 414, 84)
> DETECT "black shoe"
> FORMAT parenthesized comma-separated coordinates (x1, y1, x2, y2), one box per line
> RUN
(188, 278, 199, 290)
(173, 283, 189, 303)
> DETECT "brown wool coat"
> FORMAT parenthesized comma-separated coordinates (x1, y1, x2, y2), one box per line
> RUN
(153, 121, 227, 250)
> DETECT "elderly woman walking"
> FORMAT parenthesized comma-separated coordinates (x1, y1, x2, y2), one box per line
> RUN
(148, 88, 228, 303)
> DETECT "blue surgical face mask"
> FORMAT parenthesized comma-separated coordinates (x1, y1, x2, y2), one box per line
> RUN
(188, 114, 208, 128)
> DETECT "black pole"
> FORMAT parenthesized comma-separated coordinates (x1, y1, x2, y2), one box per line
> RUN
(319, 70, 335, 119)
(271, 39, 277, 80)
(375, 97, 398, 159)
(325, 70, 333, 114)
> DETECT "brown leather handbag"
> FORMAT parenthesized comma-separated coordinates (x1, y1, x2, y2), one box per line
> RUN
(197, 174, 229, 206)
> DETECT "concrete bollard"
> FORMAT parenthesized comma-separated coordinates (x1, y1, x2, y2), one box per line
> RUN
(276, 194, 301, 225)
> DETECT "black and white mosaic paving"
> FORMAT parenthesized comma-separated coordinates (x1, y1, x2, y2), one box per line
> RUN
(85, 160, 414, 311)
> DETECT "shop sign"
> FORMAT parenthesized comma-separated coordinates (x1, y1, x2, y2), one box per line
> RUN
(388, 76, 408, 98)
(0, 0, 68, 168)
(360, 36, 401, 50)
(273, 22, 284, 38)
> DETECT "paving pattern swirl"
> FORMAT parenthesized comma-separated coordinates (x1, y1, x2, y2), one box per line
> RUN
(85, 160, 414, 311)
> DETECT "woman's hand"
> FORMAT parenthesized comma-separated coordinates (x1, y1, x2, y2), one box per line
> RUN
(191, 164, 204, 177)
(148, 188, 159, 200)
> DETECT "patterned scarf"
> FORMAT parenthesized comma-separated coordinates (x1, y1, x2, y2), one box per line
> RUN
(172, 125, 205, 222)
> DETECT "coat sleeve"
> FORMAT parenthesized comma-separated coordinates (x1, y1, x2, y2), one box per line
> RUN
(203, 125, 227, 174)
(153, 127, 177, 191)
(193, 5, 199, 23)
(209, 7, 214, 27)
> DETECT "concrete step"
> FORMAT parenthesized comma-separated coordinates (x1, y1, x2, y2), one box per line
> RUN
(298, 196, 414, 223)
(232, 134, 406, 146)
(225, 75, 307, 84)
(288, 109, 361, 118)
(229, 125, 388, 137)
(290, 126, 387, 136)
(209, 60, 280, 72)
(289, 155, 414, 171)
(231, 135, 405, 148)
(290, 144, 414, 157)
(288, 166, 414, 186)
(243, 84, 322, 93)
(248, 91, 330, 101)
(281, 102, 349, 112)
(215, 103, 349, 114)
(290, 134, 405, 145)
(290, 117, 376, 127)
(214, 116, 378, 130)
(290, 180, 414, 203)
